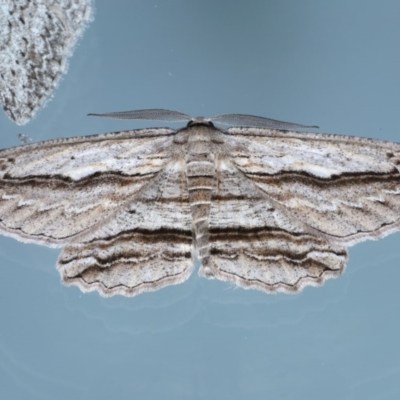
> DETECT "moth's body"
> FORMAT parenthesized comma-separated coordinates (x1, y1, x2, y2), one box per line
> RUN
(1, 108, 400, 297)
(182, 124, 217, 272)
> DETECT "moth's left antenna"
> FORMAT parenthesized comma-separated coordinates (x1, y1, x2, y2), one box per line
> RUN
(88, 108, 193, 123)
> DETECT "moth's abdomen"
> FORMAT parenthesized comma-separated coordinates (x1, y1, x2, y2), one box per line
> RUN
(185, 144, 215, 270)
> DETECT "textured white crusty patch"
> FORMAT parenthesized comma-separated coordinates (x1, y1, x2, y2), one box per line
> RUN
(0, 0, 94, 125)
(1, 109, 400, 297)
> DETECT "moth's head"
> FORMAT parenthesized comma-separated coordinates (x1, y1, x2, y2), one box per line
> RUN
(186, 117, 215, 127)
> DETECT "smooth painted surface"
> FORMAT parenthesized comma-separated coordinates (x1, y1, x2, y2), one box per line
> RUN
(0, 1, 400, 399)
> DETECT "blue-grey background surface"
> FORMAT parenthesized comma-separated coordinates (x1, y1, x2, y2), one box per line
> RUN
(1, 1, 400, 399)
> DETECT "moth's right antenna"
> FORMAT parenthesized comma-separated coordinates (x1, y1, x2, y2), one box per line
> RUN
(210, 113, 319, 129)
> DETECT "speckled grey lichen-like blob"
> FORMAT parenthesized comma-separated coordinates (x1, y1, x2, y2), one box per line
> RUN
(0, 0, 93, 125)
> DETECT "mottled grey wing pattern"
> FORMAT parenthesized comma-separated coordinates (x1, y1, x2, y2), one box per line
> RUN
(0, 127, 195, 296)
(202, 127, 400, 292)
(204, 157, 347, 293)
(58, 159, 194, 297)
(226, 127, 400, 243)
(0, 128, 175, 245)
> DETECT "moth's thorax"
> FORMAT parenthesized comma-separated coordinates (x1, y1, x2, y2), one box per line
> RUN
(184, 125, 217, 175)
(186, 124, 215, 142)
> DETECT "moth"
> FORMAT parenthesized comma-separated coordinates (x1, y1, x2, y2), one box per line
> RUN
(0, 108, 399, 297)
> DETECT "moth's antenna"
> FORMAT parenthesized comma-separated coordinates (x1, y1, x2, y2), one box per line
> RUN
(88, 108, 193, 123)
(210, 113, 319, 129)
(88, 109, 319, 129)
